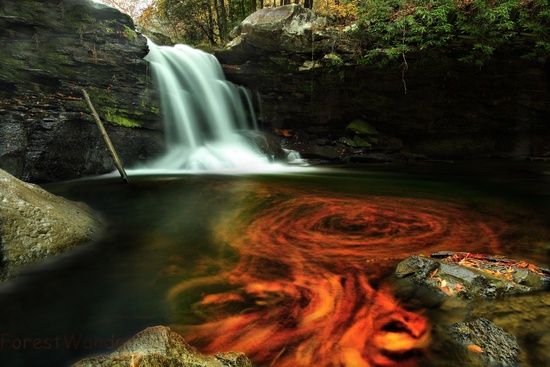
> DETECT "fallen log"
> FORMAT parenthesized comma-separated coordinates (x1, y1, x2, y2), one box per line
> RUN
(82, 89, 131, 183)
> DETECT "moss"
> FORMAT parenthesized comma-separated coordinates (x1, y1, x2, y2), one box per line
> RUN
(346, 119, 378, 136)
(352, 135, 372, 147)
(86, 87, 144, 128)
(123, 25, 137, 42)
(104, 109, 142, 128)
(87, 86, 117, 105)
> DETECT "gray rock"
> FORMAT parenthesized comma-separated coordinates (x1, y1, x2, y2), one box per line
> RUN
(72, 326, 252, 367)
(395, 254, 548, 299)
(0, 169, 102, 280)
(219, 4, 326, 63)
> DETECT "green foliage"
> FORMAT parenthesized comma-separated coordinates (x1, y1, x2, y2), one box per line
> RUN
(152, 0, 254, 45)
(349, 0, 550, 66)
(132, 0, 548, 64)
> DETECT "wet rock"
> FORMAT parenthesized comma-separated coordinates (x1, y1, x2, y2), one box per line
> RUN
(72, 326, 252, 367)
(395, 253, 549, 299)
(445, 317, 520, 367)
(239, 130, 288, 161)
(0, 169, 102, 281)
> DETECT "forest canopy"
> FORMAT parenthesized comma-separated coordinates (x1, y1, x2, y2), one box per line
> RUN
(97, 0, 549, 64)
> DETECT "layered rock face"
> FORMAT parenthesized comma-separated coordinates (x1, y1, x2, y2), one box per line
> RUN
(0, 0, 163, 182)
(0, 169, 102, 281)
(218, 5, 550, 162)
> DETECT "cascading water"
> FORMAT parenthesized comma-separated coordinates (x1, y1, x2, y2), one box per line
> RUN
(141, 40, 274, 172)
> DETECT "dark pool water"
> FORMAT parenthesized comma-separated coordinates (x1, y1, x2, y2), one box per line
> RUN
(0, 161, 548, 367)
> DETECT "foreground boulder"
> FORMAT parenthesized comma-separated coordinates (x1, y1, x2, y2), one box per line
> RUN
(0, 169, 102, 280)
(72, 326, 252, 367)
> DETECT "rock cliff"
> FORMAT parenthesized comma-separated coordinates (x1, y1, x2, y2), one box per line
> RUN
(218, 5, 550, 162)
(0, 0, 163, 183)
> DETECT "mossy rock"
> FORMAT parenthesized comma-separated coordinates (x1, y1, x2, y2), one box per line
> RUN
(346, 119, 378, 137)
(352, 135, 372, 148)
(104, 109, 142, 128)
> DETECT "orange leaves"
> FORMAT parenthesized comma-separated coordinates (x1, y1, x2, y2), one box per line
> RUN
(274, 128, 297, 138)
(515, 261, 545, 275)
(467, 344, 484, 354)
(429, 268, 464, 296)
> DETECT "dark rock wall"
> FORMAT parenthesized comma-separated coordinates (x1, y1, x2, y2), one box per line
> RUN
(0, 0, 163, 182)
(222, 51, 550, 161)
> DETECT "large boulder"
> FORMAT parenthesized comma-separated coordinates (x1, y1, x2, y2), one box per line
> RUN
(0, 169, 102, 280)
(218, 4, 327, 63)
(0, 0, 163, 183)
(72, 326, 252, 367)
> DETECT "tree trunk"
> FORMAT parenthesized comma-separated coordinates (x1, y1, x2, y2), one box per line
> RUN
(250, 0, 257, 14)
(304, 0, 313, 9)
(205, 3, 217, 45)
(219, 0, 228, 41)
(81, 89, 130, 184)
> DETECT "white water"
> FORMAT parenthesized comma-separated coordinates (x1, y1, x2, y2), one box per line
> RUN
(138, 41, 278, 173)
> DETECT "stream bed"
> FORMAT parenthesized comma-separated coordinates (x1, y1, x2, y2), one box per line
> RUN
(0, 161, 549, 367)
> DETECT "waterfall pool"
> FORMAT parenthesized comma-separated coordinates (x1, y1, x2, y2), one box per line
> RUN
(0, 161, 548, 367)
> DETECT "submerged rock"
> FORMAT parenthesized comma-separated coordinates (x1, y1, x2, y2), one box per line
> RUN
(445, 317, 520, 367)
(0, 169, 102, 281)
(72, 326, 252, 367)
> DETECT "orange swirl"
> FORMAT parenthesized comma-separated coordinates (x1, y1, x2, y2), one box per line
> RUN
(168, 185, 505, 367)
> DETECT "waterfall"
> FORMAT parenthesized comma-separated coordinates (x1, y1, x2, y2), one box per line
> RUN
(141, 41, 272, 172)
